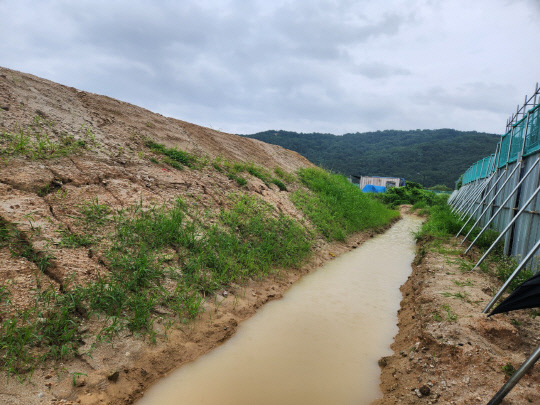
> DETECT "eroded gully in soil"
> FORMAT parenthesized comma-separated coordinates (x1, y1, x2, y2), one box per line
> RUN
(136, 216, 422, 405)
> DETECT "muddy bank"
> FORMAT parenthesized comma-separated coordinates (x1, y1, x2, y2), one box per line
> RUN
(375, 234, 540, 404)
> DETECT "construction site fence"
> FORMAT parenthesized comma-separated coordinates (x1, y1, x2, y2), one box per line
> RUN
(450, 149, 540, 272)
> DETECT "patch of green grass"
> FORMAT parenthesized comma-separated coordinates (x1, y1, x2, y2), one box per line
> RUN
(213, 159, 290, 190)
(441, 291, 473, 304)
(291, 168, 398, 241)
(188, 194, 312, 290)
(57, 228, 94, 248)
(145, 140, 202, 169)
(227, 172, 247, 186)
(490, 254, 533, 292)
(271, 178, 287, 191)
(274, 167, 296, 183)
(78, 198, 111, 226)
(0, 217, 53, 273)
(415, 204, 464, 240)
(0, 287, 86, 378)
(0, 116, 96, 160)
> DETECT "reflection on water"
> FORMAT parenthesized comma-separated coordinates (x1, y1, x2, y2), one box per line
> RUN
(137, 216, 422, 405)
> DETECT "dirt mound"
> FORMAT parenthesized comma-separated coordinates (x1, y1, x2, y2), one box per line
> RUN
(0, 66, 325, 404)
(0, 65, 314, 304)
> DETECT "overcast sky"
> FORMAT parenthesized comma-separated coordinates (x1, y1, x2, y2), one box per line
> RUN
(1, 0, 539, 135)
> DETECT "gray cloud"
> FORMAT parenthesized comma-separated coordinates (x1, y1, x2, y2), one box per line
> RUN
(354, 62, 411, 79)
(0, 0, 539, 135)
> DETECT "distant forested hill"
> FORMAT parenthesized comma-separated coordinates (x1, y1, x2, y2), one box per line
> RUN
(244, 129, 500, 187)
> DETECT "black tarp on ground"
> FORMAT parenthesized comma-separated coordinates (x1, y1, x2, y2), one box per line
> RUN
(489, 272, 540, 316)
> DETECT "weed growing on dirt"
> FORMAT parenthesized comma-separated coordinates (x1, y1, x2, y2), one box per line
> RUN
(0, 286, 86, 379)
(501, 362, 516, 377)
(78, 198, 111, 226)
(292, 167, 398, 241)
(0, 217, 53, 273)
(487, 254, 533, 291)
(452, 279, 474, 287)
(57, 228, 94, 248)
(442, 304, 457, 321)
(274, 167, 296, 183)
(0, 116, 97, 160)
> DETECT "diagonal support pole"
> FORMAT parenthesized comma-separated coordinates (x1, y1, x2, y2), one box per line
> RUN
(482, 238, 540, 314)
(464, 157, 540, 254)
(474, 184, 540, 270)
(487, 345, 540, 405)
(455, 168, 510, 238)
(459, 172, 495, 221)
(459, 163, 522, 243)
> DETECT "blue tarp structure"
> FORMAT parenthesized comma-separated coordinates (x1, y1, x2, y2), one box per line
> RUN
(362, 184, 386, 193)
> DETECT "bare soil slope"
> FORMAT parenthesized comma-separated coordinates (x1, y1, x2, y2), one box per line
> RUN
(0, 66, 330, 404)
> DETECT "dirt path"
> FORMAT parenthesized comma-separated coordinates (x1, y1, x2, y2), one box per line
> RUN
(375, 229, 540, 404)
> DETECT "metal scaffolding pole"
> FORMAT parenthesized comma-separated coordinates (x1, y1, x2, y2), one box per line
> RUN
(482, 237, 540, 314)
(454, 167, 510, 238)
(459, 172, 496, 221)
(474, 184, 540, 269)
(453, 174, 491, 218)
(459, 163, 522, 243)
(453, 161, 484, 213)
(454, 178, 484, 214)
(487, 344, 540, 405)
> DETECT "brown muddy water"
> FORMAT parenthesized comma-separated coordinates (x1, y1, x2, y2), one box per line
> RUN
(137, 216, 422, 405)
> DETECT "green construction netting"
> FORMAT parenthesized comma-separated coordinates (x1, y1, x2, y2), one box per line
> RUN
(483, 154, 495, 177)
(524, 104, 540, 156)
(498, 131, 511, 168)
(461, 101, 540, 186)
(508, 117, 526, 163)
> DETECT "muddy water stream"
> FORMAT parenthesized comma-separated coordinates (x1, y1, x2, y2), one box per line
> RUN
(137, 216, 422, 405)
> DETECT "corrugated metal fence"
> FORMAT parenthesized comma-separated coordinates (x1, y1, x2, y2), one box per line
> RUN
(448, 89, 540, 404)
(449, 102, 540, 273)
